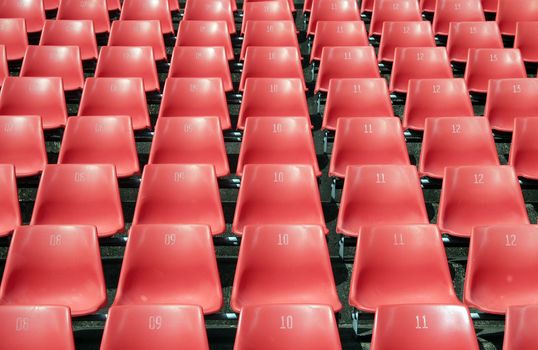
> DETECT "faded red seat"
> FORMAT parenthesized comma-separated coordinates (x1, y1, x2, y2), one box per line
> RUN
(370, 0, 422, 36)
(183, 0, 236, 34)
(515, 22, 538, 63)
(360, 0, 374, 12)
(57, 0, 110, 34)
(176, 20, 234, 60)
(0, 45, 6, 87)
(504, 304, 538, 350)
(0, 18, 28, 61)
(44, 0, 60, 10)
(509, 117, 538, 180)
(30, 164, 124, 237)
(496, 0, 538, 36)
(241, 20, 300, 60)
(231, 225, 341, 312)
(465, 224, 538, 314)
(481, 0, 497, 12)
(419, 0, 436, 12)
(310, 21, 369, 62)
(378, 21, 436, 63)
(107, 0, 121, 11)
(242, 1, 294, 34)
(120, 0, 174, 35)
(330, 117, 409, 178)
(0, 225, 107, 316)
(108, 20, 167, 61)
(149, 117, 229, 177)
(0, 164, 21, 237)
(114, 224, 222, 313)
(245, 0, 293, 12)
(168, 0, 180, 12)
(438, 166, 529, 237)
(40, 20, 99, 61)
(0, 0, 45, 33)
(446, 21, 504, 63)
(432, 0, 485, 36)
(307, 0, 360, 35)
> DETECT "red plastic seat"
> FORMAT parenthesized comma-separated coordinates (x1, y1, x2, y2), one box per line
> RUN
(234, 304, 342, 350)
(310, 21, 369, 62)
(419, 0, 436, 12)
(231, 225, 341, 312)
(107, 0, 121, 11)
(0, 225, 107, 316)
(496, 0, 538, 36)
(315, 46, 380, 93)
(370, 0, 422, 36)
(132, 165, 225, 234)
(360, 0, 374, 13)
(237, 117, 320, 176)
(242, 1, 294, 34)
(349, 224, 460, 312)
(168, 0, 180, 11)
(58, 116, 140, 178)
(233, 164, 327, 234)
(465, 224, 538, 314)
(484, 78, 538, 132)
(515, 22, 538, 63)
(504, 304, 538, 350)
(158, 77, 231, 130)
(438, 166, 529, 237)
(44, 0, 60, 10)
(0, 306, 75, 350)
(169, 46, 232, 91)
(0, 165, 21, 237)
(176, 20, 234, 60)
(240, 46, 306, 91)
(371, 304, 480, 350)
(330, 117, 409, 178)
(378, 21, 436, 63)
(390, 47, 453, 93)
(337, 165, 429, 236)
(420, 117, 499, 179)
(0, 77, 68, 129)
(0, 0, 45, 33)
(109, 20, 167, 61)
(101, 305, 209, 350)
(403, 78, 474, 130)
(120, 0, 174, 35)
(57, 0, 110, 34)
(446, 21, 504, 63)
(149, 117, 229, 177)
(20, 45, 84, 91)
(432, 0, 485, 36)
(244, 0, 293, 11)
(0, 19, 28, 61)
(241, 20, 300, 61)
(323, 78, 394, 130)
(183, 0, 235, 35)
(115, 224, 222, 313)
(0, 45, 6, 87)
(481, 0, 497, 12)
(0, 116, 47, 177)
(509, 117, 538, 180)
(40, 20, 99, 61)
(465, 48, 527, 93)
(238, 78, 310, 129)
(307, 0, 360, 35)
(30, 164, 124, 237)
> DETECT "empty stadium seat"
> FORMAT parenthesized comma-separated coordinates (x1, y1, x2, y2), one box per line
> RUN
(0, 0, 45, 33)
(242, 1, 294, 34)
(241, 20, 300, 60)
(390, 47, 453, 93)
(149, 117, 230, 177)
(101, 305, 210, 350)
(464, 48, 527, 93)
(240, 46, 306, 91)
(244, 0, 294, 12)
(158, 77, 231, 130)
(378, 21, 436, 63)
(360, 0, 374, 13)
(233, 164, 327, 234)
(432, 0, 485, 36)
(237, 117, 320, 176)
(515, 22, 538, 63)
(30, 164, 124, 237)
(79, 78, 151, 130)
(183, 0, 235, 34)
(114, 224, 223, 313)
(337, 165, 429, 236)
(0, 77, 68, 129)
(323, 78, 394, 130)
(0, 164, 21, 237)
(504, 304, 538, 350)
(0, 18, 28, 61)
(403, 78, 474, 130)
(169, 47, 232, 91)
(107, 0, 121, 11)
(310, 21, 368, 62)
(307, 0, 361, 35)
(329, 117, 409, 178)
(57, 0, 110, 34)
(438, 166, 529, 237)
(40, 20, 99, 61)
(132, 165, 225, 234)
(168, 0, 180, 12)
(419, 0, 436, 12)
(20, 46, 84, 91)
(231, 225, 341, 312)
(481, 0, 497, 12)
(120, 0, 174, 35)
(315, 46, 380, 93)
(509, 118, 538, 180)
(0, 45, 6, 87)
(420, 117, 499, 179)
(0, 115, 47, 177)
(371, 304, 480, 350)
(58, 116, 140, 178)
(446, 21, 504, 63)
(465, 224, 538, 314)
(238, 78, 310, 129)
(0, 306, 75, 350)
(349, 224, 460, 312)
(44, 0, 60, 10)
(108, 20, 167, 62)
(234, 304, 342, 350)
(496, 0, 538, 36)
(176, 20, 234, 61)
(0, 225, 107, 316)
(95, 46, 160, 92)
(370, 0, 422, 36)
